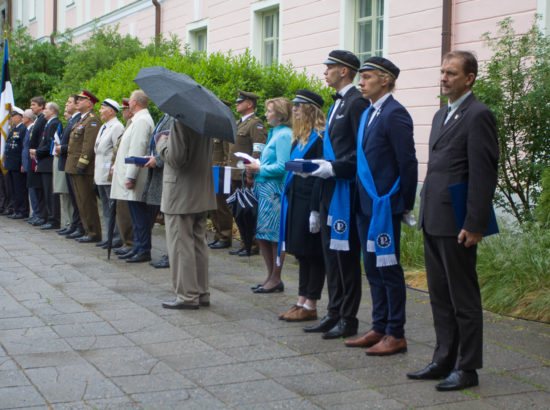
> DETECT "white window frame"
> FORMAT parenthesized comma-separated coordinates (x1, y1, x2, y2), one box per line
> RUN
(251, 0, 282, 65)
(537, 0, 550, 35)
(340, 0, 388, 59)
(28, 0, 36, 21)
(187, 19, 209, 53)
(66, 0, 75, 7)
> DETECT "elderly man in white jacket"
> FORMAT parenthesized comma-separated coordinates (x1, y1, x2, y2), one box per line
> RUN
(110, 90, 155, 263)
(94, 98, 124, 249)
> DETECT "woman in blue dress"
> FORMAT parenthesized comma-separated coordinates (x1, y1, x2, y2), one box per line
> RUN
(245, 97, 292, 293)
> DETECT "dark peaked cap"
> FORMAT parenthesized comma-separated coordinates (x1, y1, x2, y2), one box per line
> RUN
(323, 50, 361, 71)
(236, 90, 260, 103)
(293, 89, 324, 109)
(359, 56, 400, 79)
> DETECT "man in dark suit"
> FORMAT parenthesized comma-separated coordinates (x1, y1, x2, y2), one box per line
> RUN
(27, 96, 48, 226)
(302, 50, 369, 339)
(3, 107, 28, 219)
(407, 51, 498, 391)
(55, 94, 83, 237)
(346, 57, 417, 355)
(31, 102, 61, 230)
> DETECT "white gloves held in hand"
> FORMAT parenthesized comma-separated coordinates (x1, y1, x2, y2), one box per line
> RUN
(311, 159, 335, 179)
(309, 211, 321, 233)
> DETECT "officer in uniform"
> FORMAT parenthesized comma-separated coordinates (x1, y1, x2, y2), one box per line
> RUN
(208, 99, 234, 250)
(3, 107, 28, 219)
(65, 90, 103, 243)
(228, 90, 267, 256)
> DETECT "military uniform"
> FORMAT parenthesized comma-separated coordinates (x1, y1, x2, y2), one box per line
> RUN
(210, 137, 233, 245)
(228, 90, 267, 254)
(65, 109, 103, 240)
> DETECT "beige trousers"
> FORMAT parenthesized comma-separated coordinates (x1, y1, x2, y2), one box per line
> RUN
(165, 212, 209, 305)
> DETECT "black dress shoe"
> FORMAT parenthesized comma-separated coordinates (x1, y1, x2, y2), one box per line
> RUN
(303, 315, 340, 333)
(111, 239, 123, 248)
(114, 247, 130, 255)
(250, 283, 263, 290)
(66, 229, 85, 239)
(407, 363, 452, 380)
(31, 218, 46, 226)
(126, 253, 152, 263)
(207, 239, 218, 247)
(322, 318, 358, 339)
(253, 282, 284, 293)
(209, 241, 230, 249)
(23, 216, 34, 222)
(76, 236, 100, 243)
(238, 248, 259, 257)
(1, 209, 12, 215)
(436, 370, 478, 391)
(161, 300, 199, 310)
(96, 240, 108, 247)
(150, 255, 170, 268)
(229, 247, 244, 255)
(40, 223, 60, 230)
(118, 250, 137, 259)
(9, 213, 25, 219)
(56, 227, 70, 234)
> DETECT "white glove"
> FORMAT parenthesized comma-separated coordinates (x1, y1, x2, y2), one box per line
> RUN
(309, 211, 321, 233)
(402, 212, 416, 227)
(311, 159, 335, 179)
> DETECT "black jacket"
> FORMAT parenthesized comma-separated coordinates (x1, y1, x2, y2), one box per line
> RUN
(36, 117, 61, 173)
(3, 122, 27, 171)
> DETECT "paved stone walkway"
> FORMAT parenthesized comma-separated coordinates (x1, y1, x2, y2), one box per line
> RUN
(0, 216, 548, 409)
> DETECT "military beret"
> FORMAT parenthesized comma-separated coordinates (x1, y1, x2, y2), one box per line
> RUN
(10, 106, 24, 116)
(324, 50, 361, 71)
(292, 89, 324, 109)
(236, 90, 260, 103)
(101, 98, 120, 113)
(77, 90, 99, 104)
(359, 56, 400, 79)
(121, 98, 130, 109)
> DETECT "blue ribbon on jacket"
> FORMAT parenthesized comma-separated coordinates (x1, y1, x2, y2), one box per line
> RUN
(324, 105, 352, 251)
(276, 130, 320, 265)
(356, 106, 400, 267)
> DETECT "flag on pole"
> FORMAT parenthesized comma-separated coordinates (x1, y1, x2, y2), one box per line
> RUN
(0, 37, 14, 166)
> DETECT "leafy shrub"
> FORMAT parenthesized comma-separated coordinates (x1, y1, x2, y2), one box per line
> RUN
(534, 168, 550, 227)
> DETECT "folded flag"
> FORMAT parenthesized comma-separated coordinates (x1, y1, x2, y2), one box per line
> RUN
(213, 166, 232, 194)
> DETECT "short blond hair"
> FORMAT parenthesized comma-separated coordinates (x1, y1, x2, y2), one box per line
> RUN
(265, 97, 292, 128)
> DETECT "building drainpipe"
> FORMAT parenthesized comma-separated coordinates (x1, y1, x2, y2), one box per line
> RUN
(7, 0, 12, 28)
(152, 0, 161, 40)
(51, 0, 58, 45)
(441, 0, 453, 106)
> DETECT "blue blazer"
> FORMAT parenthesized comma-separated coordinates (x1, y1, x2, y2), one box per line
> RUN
(356, 94, 418, 216)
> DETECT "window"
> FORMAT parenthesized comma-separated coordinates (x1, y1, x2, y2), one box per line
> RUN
(261, 9, 279, 65)
(355, 0, 384, 62)
(187, 20, 209, 53)
(28, 0, 36, 21)
(538, 0, 550, 35)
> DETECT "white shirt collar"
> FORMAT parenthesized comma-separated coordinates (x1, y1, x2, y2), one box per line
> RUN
(448, 90, 472, 112)
(70, 112, 80, 120)
(337, 83, 355, 98)
(241, 112, 254, 122)
(371, 93, 392, 110)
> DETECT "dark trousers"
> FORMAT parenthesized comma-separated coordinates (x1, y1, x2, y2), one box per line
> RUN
(28, 187, 41, 217)
(297, 255, 325, 300)
(357, 211, 406, 339)
(65, 173, 83, 231)
(319, 198, 362, 320)
(423, 231, 483, 370)
(0, 171, 12, 211)
(8, 171, 29, 216)
(127, 200, 153, 255)
(40, 172, 60, 227)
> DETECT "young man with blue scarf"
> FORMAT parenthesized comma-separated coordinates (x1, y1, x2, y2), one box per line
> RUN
(301, 50, 369, 339)
(346, 57, 417, 355)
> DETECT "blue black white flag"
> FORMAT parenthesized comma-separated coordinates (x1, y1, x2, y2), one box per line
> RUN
(0, 38, 14, 163)
(213, 166, 232, 194)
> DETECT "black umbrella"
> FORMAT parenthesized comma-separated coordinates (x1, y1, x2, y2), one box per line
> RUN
(226, 181, 258, 253)
(133, 66, 237, 143)
(106, 199, 117, 260)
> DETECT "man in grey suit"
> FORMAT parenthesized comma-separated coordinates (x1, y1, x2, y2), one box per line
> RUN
(159, 120, 216, 310)
(407, 51, 498, 391)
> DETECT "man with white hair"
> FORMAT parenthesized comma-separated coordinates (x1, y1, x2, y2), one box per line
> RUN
(94, 98, 124, 248)
(31, 102, 61, 229)
(110, 89, 154, 262)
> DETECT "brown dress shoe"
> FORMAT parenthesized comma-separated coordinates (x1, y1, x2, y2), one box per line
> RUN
(365, 335, 407, 356)
(345, 329, 384, 348)
(285, 307, 318, 322)
(278, 305, 299, 320)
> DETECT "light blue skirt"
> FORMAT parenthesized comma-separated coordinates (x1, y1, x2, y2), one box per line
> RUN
(254, 180, 283, 242)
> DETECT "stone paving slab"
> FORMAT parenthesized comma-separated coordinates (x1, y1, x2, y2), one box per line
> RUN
(0, 217, 549, 409)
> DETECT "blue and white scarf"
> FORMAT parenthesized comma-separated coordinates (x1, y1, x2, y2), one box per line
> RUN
(356, 106, 400, 267)
(277, 130, 320, 265)
(325, 105, 352, 251)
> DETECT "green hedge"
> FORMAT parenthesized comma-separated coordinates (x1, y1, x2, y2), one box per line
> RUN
(80, 48, 333, 123)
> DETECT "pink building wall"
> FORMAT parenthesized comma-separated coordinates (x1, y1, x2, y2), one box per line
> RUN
(15, 0, 542, 178)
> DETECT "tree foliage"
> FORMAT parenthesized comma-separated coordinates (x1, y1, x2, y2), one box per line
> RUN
(474, 18, 550, 225)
